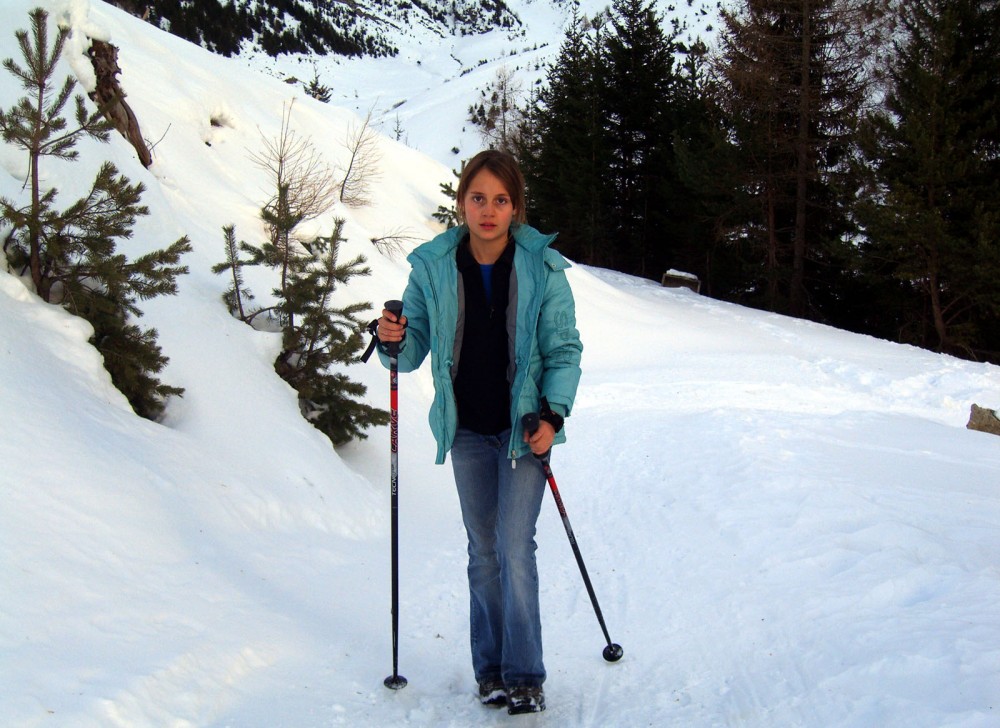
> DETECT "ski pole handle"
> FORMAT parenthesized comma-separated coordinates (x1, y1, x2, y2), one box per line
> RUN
(521, 412, 551, 462)
(522, 412, 540, 437)
(384, 299, 404, 357)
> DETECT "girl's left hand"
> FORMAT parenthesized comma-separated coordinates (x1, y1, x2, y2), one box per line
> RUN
(524, 419, 555, 455)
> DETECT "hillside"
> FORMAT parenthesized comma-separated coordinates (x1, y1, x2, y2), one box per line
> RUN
(2, 1, 1000, 727)
(111, 0, 525, 59)
(115, 0, 719, 167)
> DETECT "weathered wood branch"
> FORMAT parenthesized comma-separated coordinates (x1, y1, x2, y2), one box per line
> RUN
(87, 39, 152, 168)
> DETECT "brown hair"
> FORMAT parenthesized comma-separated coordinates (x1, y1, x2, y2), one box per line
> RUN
(455, 149, 527, 225)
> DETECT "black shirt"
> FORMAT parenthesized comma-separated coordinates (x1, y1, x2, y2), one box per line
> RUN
(454, 237, 514, 435)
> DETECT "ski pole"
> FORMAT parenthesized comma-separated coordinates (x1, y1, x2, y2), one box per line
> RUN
(383, 300, 407, 690)
(522, 413, 623, 663)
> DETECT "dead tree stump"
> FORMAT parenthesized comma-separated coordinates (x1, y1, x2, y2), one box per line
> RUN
(87, 40, 152, 168)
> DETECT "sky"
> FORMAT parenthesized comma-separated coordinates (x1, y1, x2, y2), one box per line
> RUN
(2, 1, 1000, 726)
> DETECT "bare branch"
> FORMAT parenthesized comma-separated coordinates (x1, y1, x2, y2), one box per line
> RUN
(249, 99, 339, 224)
(339, 105, 382, 207)
(370, 226, 421, 259)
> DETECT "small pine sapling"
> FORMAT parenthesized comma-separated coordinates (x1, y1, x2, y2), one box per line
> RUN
(218, 109, 388, 445)
(432, 168, 461, 228)
(273, 219, 388, 444)
(212, 225, 258, 322)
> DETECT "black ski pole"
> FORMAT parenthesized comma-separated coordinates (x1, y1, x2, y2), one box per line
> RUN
(523, 413, 623, 663)
(383, 300, 407, 690)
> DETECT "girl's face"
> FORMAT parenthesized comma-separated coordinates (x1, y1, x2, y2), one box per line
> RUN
(461, 169, 516, 251)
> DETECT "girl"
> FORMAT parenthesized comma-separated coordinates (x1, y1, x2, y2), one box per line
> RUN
(375, 149, 582, 715)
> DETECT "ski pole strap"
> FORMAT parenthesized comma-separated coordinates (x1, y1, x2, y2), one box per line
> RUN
(539, 397, 564, 433)
(361, 300, 405, 363)
(360, 318, 381, 363)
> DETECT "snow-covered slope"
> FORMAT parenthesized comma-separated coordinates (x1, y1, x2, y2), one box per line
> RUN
(2, 1, 999, 726)
(242, 0, 719, 167)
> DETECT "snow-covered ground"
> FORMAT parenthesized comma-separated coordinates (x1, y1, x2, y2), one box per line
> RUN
(2, 1, 999, 726)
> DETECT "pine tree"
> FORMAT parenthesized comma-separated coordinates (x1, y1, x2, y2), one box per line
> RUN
(603, 0, 684, 277)
(83, 297, 183, 419)
(212, 225, 257, 321)
(470, 66, 525, 154)
(305, 69, 332, 103)
(432, 171, 461, 229)
(520, 10, 612, 266)
(673, 49, 748, 297)
(855, 0, 1000, 359)
(1, 7, 110, 299)
(220, 213, 388, 445)
(218, 120, 388, 443)
(1, 8, 191, 420)
(521, 3, 712, 278)
(711, 0, 882, 318)
(273, 219, 388, 445)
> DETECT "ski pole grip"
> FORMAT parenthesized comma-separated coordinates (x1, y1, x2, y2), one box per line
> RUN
(521, 412, 551, 462)
(384, 299, 404, 356)
(522, 412, 540, 435)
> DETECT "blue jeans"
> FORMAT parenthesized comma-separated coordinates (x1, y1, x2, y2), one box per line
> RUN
(451, 427, 547, 688)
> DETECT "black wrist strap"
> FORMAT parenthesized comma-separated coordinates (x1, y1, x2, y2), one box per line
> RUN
(360, 317, 407, 363)
(539, 397, 564, 433)
(360, 319, 380, 363)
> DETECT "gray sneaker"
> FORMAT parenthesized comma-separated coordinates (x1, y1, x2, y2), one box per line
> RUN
(507, 685, 545, 715)
(478, 678, 506, 707)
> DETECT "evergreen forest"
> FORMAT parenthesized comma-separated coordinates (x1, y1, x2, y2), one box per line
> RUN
(512, 0, 1000, 364)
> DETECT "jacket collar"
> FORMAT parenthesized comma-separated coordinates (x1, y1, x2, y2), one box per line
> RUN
(409, 223, 556, 266)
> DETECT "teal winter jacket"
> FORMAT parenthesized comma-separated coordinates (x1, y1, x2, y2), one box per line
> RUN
(379, 223, 583, 464)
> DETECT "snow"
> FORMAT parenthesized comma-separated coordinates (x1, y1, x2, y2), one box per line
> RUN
(2, 1, 1000, 726)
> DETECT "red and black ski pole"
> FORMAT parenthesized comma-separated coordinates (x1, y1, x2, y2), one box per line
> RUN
(383, 300, 407, 690)
(363, 300, 408, 690)
(523, 412, 623, 663)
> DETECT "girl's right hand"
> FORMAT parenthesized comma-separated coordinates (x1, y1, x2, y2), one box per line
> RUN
(377, 308, 407, 344)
